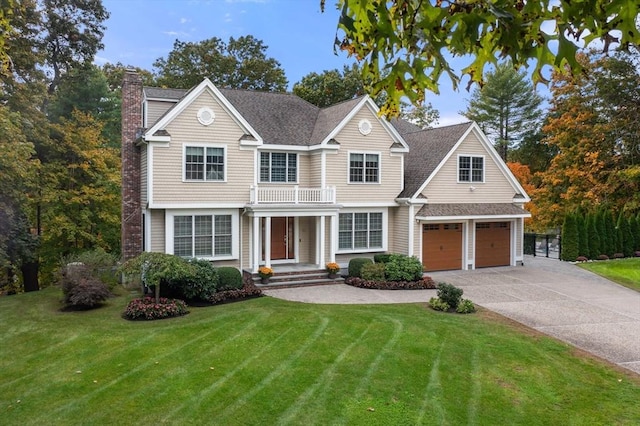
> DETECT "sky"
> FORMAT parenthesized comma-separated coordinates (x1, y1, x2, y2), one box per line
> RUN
(96, 0, 480, 126)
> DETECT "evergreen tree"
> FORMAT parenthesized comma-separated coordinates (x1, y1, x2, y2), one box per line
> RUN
(576, 212, 588, 258)
(633, 213, 640, 253)
(561, 212, 579, 261)
(587, 212, 600, 260)
(596, 209, 609, 258)
(604, 210, 616, 256)
(618, 213, 635, 257)
(461, 61, 543, 161)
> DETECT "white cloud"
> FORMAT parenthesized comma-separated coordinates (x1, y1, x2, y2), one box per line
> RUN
(163, 30, 191, 38)
(224, 13, 232, 23)
(180, 18, 189, 24)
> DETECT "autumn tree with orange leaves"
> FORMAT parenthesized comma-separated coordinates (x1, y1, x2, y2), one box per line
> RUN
(531, 52, 640, 230)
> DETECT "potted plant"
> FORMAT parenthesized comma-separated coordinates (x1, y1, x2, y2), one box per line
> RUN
(326, 262, 340, 279)
(258, 266, 273, 284)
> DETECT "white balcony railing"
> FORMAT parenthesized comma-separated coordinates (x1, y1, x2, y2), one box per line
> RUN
(250, 185, 336, 204)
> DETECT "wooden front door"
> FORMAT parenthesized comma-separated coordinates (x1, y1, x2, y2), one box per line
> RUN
(422, 223, 463, 272)
(475, 222, 511, 268)
(270, 217, 295, 260)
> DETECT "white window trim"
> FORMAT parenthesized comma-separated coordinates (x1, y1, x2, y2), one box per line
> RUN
(347, 151, 382, 184)
(259, 151, 298, 184)
(457, 154, 485, 183)
(182, 143, 228, 183)
(336, 208, 388, 254)
(165, 209, 239, 261)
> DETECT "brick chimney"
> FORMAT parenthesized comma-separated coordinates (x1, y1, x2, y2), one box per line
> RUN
(121, 70, 143, 261)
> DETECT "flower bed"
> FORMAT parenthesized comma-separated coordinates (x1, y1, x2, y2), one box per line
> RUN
(123, 297, 189, 320)
(208, 283, 263, 305)
(344, 276, 436, 290)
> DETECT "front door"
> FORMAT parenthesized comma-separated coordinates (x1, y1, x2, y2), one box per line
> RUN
(270, 217, 295, 261)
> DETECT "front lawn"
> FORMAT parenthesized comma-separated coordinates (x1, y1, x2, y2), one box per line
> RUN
(578, 257, 640, 291)
(1, 288, 638, 425)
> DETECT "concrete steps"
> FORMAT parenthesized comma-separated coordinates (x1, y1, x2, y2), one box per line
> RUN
(247, 268, 344, 289)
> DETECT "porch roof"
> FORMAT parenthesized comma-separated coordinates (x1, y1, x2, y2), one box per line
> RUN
(415, 203, 530, 220)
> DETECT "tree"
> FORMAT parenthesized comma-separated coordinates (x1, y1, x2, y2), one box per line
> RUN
(154, 35, 288, 91)
(293, 64, 365, 108)
(586, 212, 600, 260)
(576, 212, 588, 259)
(326, 0, 640, 116)
(531, 53, 638, 229)
(41, 0, 109, 96)
(560, 212, 578, 261)
(462, 62, 543, 161)
(510, 130, 558, 174)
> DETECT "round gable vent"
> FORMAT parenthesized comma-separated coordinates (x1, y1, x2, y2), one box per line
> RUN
(358, 119, 372, 135)
(197, 107, 215, 126)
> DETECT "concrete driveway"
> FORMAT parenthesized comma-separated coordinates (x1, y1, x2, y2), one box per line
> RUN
(264, 256, 640, 375)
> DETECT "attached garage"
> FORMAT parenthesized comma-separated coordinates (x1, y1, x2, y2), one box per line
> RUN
(422, 223, 463, 271)
(475, 222, 511, 268)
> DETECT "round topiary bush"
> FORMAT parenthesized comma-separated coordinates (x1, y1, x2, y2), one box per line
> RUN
(384, 254, 423, 282)
(217, 266, 243, 290)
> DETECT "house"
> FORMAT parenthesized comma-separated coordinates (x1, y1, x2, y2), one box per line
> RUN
(121, 71, 530, 276)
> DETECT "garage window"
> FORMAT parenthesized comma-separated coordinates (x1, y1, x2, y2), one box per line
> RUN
(458, 155, 484, 183)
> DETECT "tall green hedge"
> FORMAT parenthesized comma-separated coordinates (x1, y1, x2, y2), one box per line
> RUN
(561, 213, 579, 261)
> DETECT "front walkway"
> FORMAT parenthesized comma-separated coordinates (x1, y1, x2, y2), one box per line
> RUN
(264, 256, 640, 375)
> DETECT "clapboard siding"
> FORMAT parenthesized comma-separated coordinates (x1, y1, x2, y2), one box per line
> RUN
(327, 108, 403, 204)
(421, 132, 515, 203)
(146, 100, 175, 127)
(151, 91, 255, 204)
(141, 146, 148, 204)
(150, 209, 165, 253)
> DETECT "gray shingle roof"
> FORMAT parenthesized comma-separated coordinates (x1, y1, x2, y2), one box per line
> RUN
(397, 122, 472, 198)
(309, 97, 364, 144)
(416, 203, 530, 218)
(143, 86, 188, 100)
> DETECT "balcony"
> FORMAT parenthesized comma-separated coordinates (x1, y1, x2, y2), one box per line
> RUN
(250, 185, 336, 204)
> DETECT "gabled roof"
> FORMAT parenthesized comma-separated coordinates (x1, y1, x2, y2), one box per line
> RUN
(141, 80, 406, 149)
(398, 122, 473, 198)
(218, 88, 320, 146)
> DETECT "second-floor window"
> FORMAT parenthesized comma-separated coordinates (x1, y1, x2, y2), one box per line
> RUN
(458, 155, 484, 183)
(185, 146, 225, 181)
(349, 152, 379, 183)
(260, 152, 297, 183)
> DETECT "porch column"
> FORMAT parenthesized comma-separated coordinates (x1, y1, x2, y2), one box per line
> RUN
(318, 215, 326, 267)
(329, 214, 336, 263)
(264, 216, 272, 268)
(252, 216, 260, 272)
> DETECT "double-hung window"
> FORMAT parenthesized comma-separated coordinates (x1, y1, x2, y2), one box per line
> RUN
(260, 152, 297, 183)
(458, 155, 484, 183)
(338, 212, 383, 251)
(349, 152, 379, 183)
(173, 214, 233, 258)
(185, 146, 225, 181)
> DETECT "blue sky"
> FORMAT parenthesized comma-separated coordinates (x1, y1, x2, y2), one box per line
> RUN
(96, 0, 476, 125)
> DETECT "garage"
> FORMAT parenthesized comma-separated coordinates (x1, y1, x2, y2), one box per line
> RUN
(475, 222, 511, 268)
(422, 223, 462, 272)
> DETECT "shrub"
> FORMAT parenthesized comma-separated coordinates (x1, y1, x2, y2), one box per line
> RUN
(576, 256, 588, 262)
(456, 299, 476, 314)
(217, 267, 243, 290)
(348, 258, 373, 278)
(384, 254, 423, 282)
(429, 297, 450, 311)
(123, 297, 189, 320)
(360, 263, 386, 281)
(61, 248, 118, 289)
(209, 277, 263, 305)
(344, 276, 436, 290)
(373, 253, 393, 264)
(612, 252, 624, 259)
(635, 251, 640, 257)
(171, 259, 218, 301)
(437, 282, 463, 309)
(60, 263, 112, 309)
(597, 254, 610, 260)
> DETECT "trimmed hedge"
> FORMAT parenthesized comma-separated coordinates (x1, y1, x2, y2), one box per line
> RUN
(384, 254, 423, 282)
(373, 253, 393, 264)
(361, 263, 386, 281)
(345, 276, 436, 290)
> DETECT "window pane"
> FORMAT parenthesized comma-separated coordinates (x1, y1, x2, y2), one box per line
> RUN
(354, 213, 368, 231)
(338, 213, 352, 249)
(214, 215, 232, 256)
(194, 216, 212, 256)
(354, 231, 368, 248)
(260, 152, 270, 182)
(369, 230, 382, 248)
(365, 154, 379, 182)
(185, 147, 204, 180)
(271, 153, 286, 182)
(287, 153, 297, 182)
(174, 216, 192, 257)
(206, 147, 224, 181)
(349, 153, 364, 182)
(472, 157, 483, 182)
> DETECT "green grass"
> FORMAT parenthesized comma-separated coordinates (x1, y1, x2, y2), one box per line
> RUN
(1, 288, 639, 425)
(578, 257, 640, 291)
